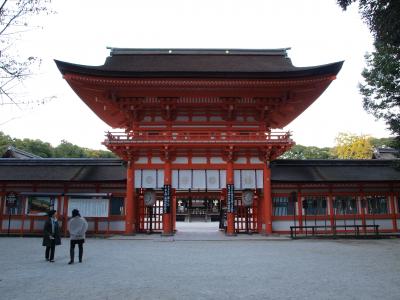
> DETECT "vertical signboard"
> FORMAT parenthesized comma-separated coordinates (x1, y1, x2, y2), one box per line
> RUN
(6, 192, 18, 208)
(6, 192, 18, 236)
(163, 184, 171, 213)
(227, 184, 235, 213)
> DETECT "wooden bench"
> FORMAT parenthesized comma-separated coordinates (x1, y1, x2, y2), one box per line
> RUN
(290, 224, 379, 238)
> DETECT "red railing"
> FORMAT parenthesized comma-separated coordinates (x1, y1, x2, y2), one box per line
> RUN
(105, 130, 292, 144)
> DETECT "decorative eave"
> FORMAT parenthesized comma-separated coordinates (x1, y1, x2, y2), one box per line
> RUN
(55, 48, 343, 130)
(62, 73, 337, 88)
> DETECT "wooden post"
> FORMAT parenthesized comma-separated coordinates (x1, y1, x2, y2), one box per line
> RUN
(226, 160, 235, 236)
(257, 192, 263, 234)
(360, 193, 367, 233)
(63, 187, 68, 237)
(390, 192, 398, 232)
(328, 189, 335, 233)
(172, 188, 176, 232)
(0, 188, 5, 232)
(125, 160, 135, 235)
(162, 160, 173, 235)
(263, 162, 272, 235)
(297, 190, 303, 231)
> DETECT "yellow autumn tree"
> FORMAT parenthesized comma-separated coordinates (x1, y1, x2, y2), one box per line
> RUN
(332, 133, 373, 159)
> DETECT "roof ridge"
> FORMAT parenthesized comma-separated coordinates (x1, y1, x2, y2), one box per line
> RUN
(3, 145, 42, 159)
(107, 47, 291, 56)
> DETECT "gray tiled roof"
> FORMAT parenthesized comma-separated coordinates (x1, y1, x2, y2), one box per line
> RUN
(0, 158, 398, 183)
(55, 48, 343, 79)
(271, 159, 400, 182)
(0, 159, 125, 181)
(2, 146, 42, 159)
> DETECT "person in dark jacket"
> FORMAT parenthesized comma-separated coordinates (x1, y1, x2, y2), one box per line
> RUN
(68, 209, 88, 264)
(42, 209, 61, 262)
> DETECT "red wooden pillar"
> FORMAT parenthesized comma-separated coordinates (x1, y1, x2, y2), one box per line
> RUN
(263, 162, 272, 235)
(172, 189, 176, 232)
(125, 160, 136, 235)
(56, 195, 62, 228)
(0, 190, 5, 232)
(328, 190, 335, 233)
(360, 194, 366, 232)
(63, 189, 69, 237)
(226, 160, 235, 235)
(297, 191, 303, 230)
(257, 192, 263, 234)
(162, 160, 173, 235)
(390, 192, 398, 232)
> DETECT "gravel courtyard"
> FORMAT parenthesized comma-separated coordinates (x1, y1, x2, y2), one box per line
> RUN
(0, 229, 399, 300)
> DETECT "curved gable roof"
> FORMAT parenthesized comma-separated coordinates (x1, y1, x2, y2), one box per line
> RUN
(55, 48, 343, 79)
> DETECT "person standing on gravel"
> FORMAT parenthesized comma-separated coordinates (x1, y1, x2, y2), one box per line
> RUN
(42, 209, 61, 262)
(68, 209, 88, 264)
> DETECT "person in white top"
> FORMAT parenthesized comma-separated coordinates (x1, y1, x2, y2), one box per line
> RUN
(67, 209, 88, 264)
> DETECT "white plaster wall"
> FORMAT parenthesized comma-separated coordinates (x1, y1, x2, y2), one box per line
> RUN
(235, 157, 246, 164)
(334, 219, 362, 226)
(3, 219, 22, 230)
(109, 221, 125, 231)
(301, 220, 330, 227)
(23, 220, 30, 230)
(256, 170, 263, 188)
(192, 157, 207, 164)
(34, 220, 45, 231)
(250, 157, 262, 164)
(96, 221, 124, 232)
(210, 157, 224, 164)
(174, 157, 189, 164)
(136, 157, 148, 163)
(98, 221, 108, 231)
(87, 221, 95, 231)
(272, 221, 294, 231)
(151, 157, 163, 163)
(366, 219, 393, 230)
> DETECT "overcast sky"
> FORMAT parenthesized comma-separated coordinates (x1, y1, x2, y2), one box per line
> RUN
(0, 0, 392, 150)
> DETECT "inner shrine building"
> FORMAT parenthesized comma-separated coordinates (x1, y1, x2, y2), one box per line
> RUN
(1, 48, 399, 237)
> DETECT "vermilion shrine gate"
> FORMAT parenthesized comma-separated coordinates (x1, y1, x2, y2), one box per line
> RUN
(55, 48, 343, 235)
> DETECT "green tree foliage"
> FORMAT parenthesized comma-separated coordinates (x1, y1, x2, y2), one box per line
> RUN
(53, 140, 116, 158)
(370, 137, 397, 148)
(360, 45, 400, 137)
(53, 140, 86, 158)
(0, 131, 13, 153)
(0, 131, 116, 158)
(338, 1, 400, 47)
(279, 145, 337, 159)
(14, 138, 52, 157)
(338, 0, 400, 141)
(332, 132, 373, 159)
